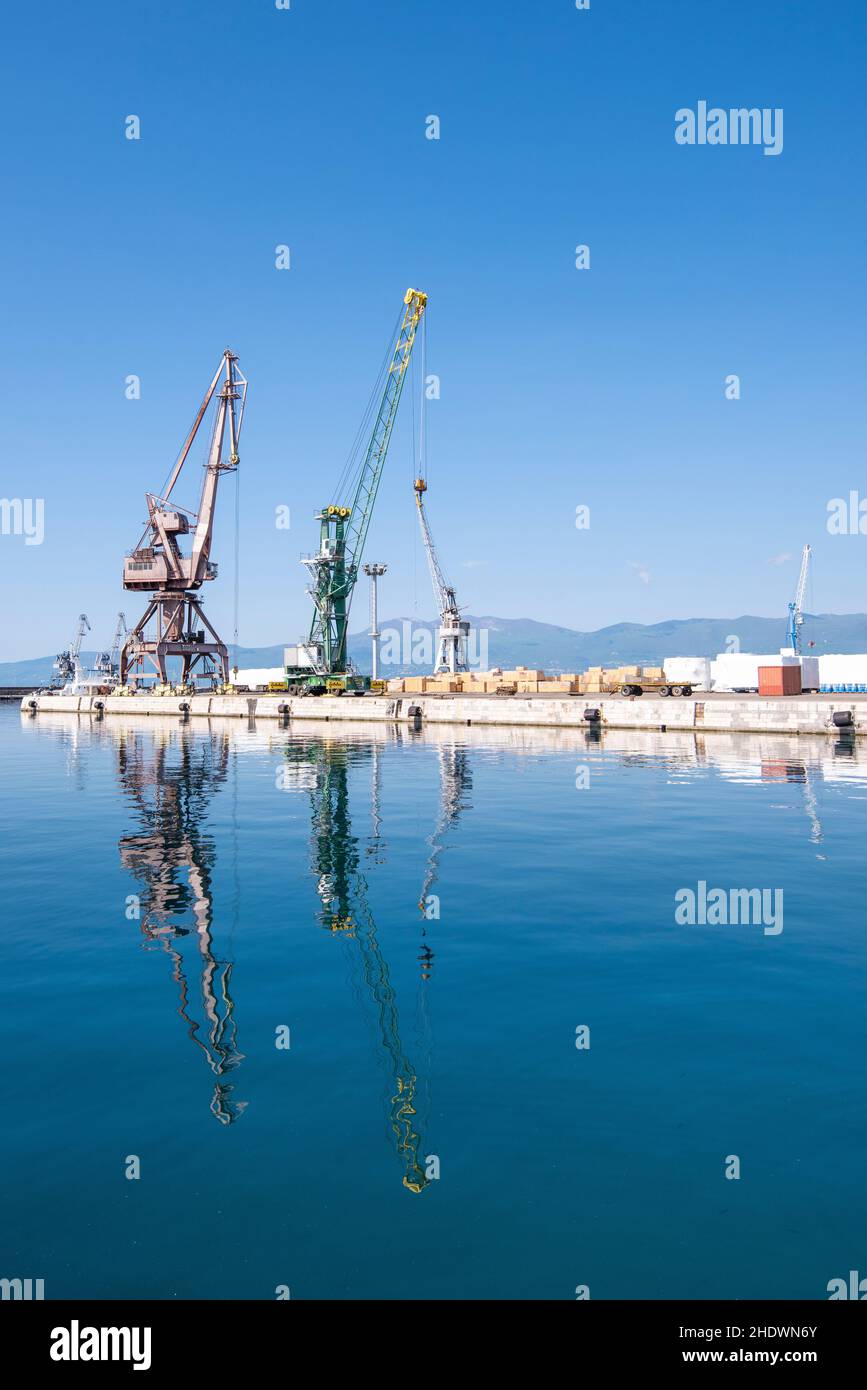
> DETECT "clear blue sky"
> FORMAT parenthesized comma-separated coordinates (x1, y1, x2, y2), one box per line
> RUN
(2, 0, 865, 660)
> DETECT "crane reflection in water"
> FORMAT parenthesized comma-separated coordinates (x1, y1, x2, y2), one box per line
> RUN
(417, 744, 472, 980)
(116, 725, 247, 1125)
(281, 734, 443, 1194)
(112, 718, 467, 1186)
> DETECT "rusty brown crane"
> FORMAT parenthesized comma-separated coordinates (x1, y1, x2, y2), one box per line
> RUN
(120, 350, 247, 686)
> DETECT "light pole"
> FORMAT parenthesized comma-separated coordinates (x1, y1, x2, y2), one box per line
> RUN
(363, 563, 387, 680)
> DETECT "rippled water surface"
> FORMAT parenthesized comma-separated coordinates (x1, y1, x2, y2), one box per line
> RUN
(1, 705, 866, 1299)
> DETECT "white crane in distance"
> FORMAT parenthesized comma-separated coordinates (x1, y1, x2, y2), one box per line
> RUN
(54, 614, 90, 686)
(94, 612, 128, 679)
(413, 477, 470, 675)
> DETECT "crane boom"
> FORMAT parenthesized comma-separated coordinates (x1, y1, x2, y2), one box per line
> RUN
(70, 613, 90, 660)
(414, 479, 470, 673)
(301, 289, 427, 680)
(787, 543, 811, 654)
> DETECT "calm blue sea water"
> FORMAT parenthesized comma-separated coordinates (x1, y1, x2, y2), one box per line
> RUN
(1, 704, 866, 1301)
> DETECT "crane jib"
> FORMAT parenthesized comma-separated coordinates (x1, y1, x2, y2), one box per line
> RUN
(302, 290, 427, 680)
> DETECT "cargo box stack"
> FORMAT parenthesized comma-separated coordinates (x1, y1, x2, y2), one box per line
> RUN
(582, 666, 607, 694)
(538, 674, 582, 694)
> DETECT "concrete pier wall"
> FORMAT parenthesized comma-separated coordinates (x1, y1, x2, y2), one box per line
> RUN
(18, 690, 867, 738)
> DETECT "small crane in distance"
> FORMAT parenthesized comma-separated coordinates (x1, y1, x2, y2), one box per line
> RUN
(94, 612, 128, 680)
(787, 544, 812, 654)
(54, 614, 90, 687)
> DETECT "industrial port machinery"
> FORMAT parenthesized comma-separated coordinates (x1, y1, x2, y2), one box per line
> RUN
(54, 613, 90, 687)
(288, 289, 427, 691)
(414, 476, 470, 674)
(120, 350, 247, 687)
(787, 543, 812, 655)
(94, 612, 127, 680)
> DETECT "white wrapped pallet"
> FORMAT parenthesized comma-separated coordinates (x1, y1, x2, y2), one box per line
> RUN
(799, 655, 820, 691)
(663, 656, 711, 689)
(710, 652, 797, 692)
(817, 653, 867, 690)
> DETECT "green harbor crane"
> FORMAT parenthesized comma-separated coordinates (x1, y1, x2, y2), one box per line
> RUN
(290, 289, 427, 691)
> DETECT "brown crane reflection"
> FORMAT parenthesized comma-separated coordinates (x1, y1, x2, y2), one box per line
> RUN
(117, 726, 247, 1125)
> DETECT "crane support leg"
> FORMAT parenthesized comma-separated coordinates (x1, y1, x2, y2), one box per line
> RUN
(121, 594, 230, 686)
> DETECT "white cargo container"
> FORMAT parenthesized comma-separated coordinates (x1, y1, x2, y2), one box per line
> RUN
(232, 666, 285, 689)
(284, 644, 318, 670)
(663, 657, 711, 690)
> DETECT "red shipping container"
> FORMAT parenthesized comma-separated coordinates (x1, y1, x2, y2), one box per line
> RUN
(758, 665, 802, 696)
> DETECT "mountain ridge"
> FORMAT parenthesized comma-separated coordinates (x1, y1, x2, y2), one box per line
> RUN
(4, 611, 867, 684)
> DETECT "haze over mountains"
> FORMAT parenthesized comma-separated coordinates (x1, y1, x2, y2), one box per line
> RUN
(4, 612, 867, 685)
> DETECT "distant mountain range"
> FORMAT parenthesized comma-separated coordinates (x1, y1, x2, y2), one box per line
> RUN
(4, 612, 866, 686)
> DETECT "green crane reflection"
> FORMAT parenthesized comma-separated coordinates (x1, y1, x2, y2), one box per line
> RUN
(284, 736, 432, 1194)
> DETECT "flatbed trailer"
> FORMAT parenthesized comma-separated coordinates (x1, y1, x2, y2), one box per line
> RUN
(602, 677, 694, 698)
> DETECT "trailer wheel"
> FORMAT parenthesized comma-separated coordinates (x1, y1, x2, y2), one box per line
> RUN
(681, 686, 693, 697)
(670, 685, 684, 697)
(620, 685, 632, 696)
(631, 685, 644, 696)
(659, 686, 672, 697)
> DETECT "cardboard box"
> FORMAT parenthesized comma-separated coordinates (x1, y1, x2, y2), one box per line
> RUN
(539, 683, 581, 694)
